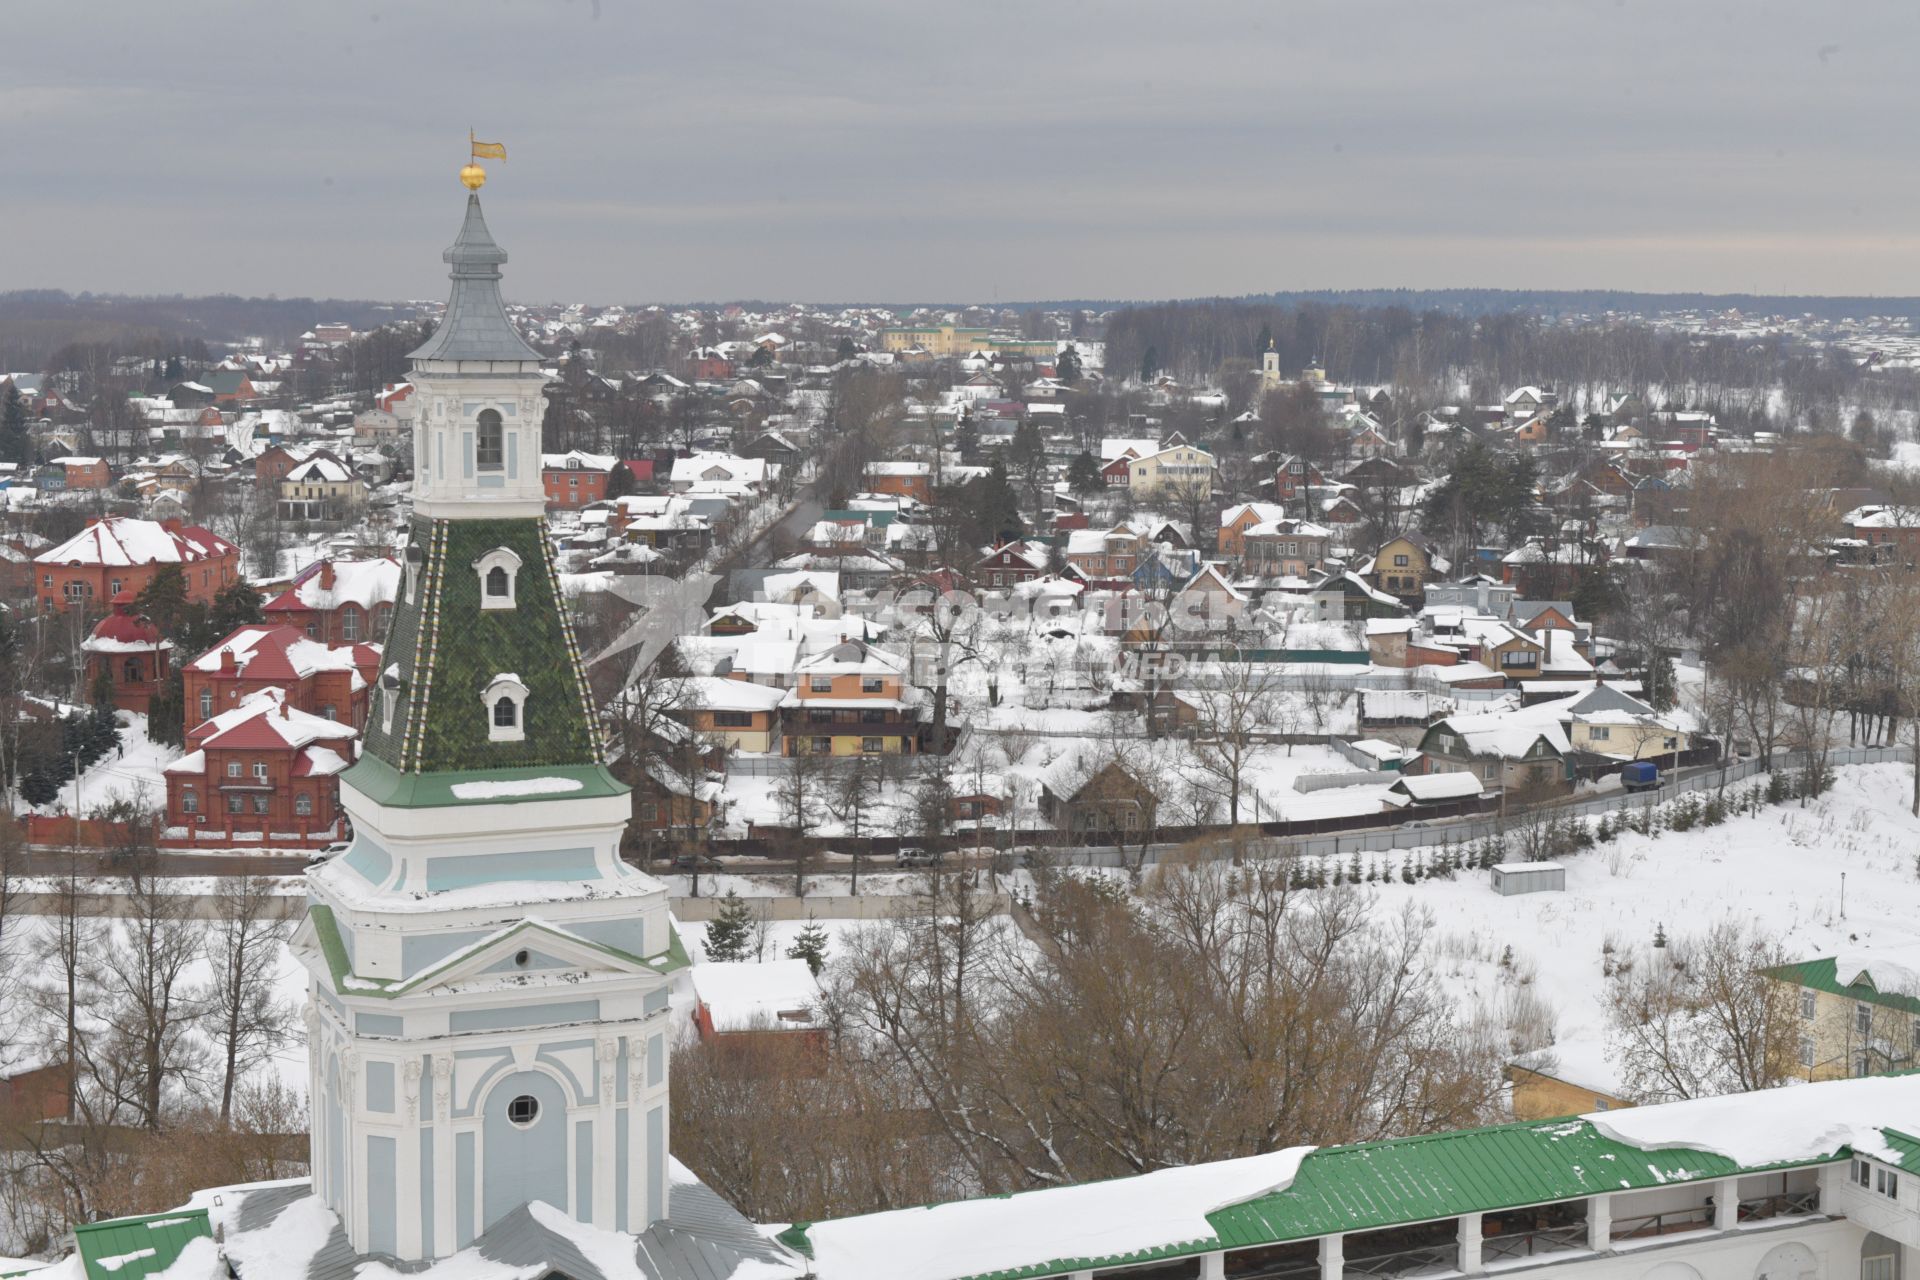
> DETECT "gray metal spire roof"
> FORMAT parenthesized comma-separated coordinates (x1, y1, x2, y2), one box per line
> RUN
(409, 193, 546, 365)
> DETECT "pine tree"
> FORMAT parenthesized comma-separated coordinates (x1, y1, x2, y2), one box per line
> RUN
(1056, 344, 1083, 385)
(134, 564, 193, 638)
(786, 918, 829, 976)
(1254, 322, 1273, 357)
(148, 671, 185, 747)
(1066, 451, 1104, 495)
(954, 415, 981, 463)
(89, 661, 115, 710)
(703, 890, 754, 963)
(1139, 344, 1160, 383)
(0, 384, 28, 467)
(835, 336, 859, 362)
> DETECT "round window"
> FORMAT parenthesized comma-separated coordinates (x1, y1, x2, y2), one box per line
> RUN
(514, 949, 530, 967)
(507, 1094, 539, 1127)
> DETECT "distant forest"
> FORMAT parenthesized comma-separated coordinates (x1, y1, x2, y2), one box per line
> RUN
(0, 291, 425, 374)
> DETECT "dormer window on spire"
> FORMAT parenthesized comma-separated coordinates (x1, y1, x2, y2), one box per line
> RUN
(484, 673, 529, 743)
(474, 546, 522, 610)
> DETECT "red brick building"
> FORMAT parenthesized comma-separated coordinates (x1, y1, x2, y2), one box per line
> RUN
(541, 451, 617, 509)
(262, 557, 400, 646)
(183, 624, 380, 733)
(33, 517, 241, 614)
(163, 688, 358, 845)
(81, 594, 173, 714)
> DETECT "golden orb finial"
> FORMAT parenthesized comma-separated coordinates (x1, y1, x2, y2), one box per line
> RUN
(460, 163, 487, 192)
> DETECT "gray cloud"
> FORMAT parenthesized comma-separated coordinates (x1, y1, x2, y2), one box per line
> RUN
(3, 0, 1916, 302)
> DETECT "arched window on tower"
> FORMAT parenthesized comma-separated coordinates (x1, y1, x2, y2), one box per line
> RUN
(476, 409, 504, 471)
(494, 697, 517, 728)
(487, 566, 509, 598)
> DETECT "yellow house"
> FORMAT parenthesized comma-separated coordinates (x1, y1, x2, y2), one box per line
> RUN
(878, 324, 1055, 360)
(1765, 954, 1920, 1081)
(1506, 1061, 1633, 1120)
(782, 639, 921, 757)
(681, 675, 787, 753)
(277, 454, 367, 522)
(1125, 444, 1214, 498)
(1564, 684, 1688, 759)
(1368, 535, 1444, 600)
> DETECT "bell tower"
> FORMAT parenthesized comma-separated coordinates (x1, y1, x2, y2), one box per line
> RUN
(291, 158, 681, 1263)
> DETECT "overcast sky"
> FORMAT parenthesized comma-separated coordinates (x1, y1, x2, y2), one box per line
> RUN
(5, 0, 1918, 304)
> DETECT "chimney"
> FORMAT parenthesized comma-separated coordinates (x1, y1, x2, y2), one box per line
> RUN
(219, 648, 236, 672)
(280, 701, 291, 720)
(319, 561, 336, 591)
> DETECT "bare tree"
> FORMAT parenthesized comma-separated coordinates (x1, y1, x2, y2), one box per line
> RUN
(205, 874, 296, 1126)
(1605, 920, 1800, 1102)
(1188, 662, 1282, 825)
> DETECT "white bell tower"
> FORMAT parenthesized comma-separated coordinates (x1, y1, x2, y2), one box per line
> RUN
(291, 163, 680, 1264)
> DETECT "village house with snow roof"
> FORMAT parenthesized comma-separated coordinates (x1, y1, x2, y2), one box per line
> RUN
(33, 515, 241, 613)
(183, 623, 380, 733)
(163, 687, 360, 845)
(262, 556, 402, 646)
(1766, 951, 1920, 1083)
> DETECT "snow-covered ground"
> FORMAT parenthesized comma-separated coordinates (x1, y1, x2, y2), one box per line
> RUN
(1390, 762, 1920, 1096)
(34, 710, 179, 817)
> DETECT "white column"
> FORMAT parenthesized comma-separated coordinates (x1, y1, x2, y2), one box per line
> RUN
(1457, 1213, 1483, 1274)
(594, 1037, 618, 1228)
(432, 1055, 455, 1255)
(1320, 1232, 1345, 1280)
(1587, 1195, 1611, 1252)
(626, 1035, 648, 1231)
(1714, 1177, 1740, 1230)
(1200, 1251, 1226, 1280)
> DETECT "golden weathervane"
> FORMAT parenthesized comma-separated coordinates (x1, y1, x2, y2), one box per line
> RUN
(461, 130, 508, 191)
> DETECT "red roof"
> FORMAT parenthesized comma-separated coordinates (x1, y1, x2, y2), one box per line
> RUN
(87, 608, 166, 649)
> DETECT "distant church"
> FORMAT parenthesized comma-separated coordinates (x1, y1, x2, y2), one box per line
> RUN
(289, 163, 684, 1260)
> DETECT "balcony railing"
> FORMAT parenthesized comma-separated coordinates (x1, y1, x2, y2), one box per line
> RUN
(1738, 1190, 1820, 1221)
(1343, 1243, 1458, 1279)
(1610, 1206, 1713, 1242)
(1228, 1258, 1320, 1280)
(1481, 1223, 1587, 1264)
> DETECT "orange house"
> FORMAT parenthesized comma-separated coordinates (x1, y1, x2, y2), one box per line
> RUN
(34, 517, 241, 614)
(782, 639, 919, 756)
(1218, 502, 1289, 560)
(862, 461, 932, 503)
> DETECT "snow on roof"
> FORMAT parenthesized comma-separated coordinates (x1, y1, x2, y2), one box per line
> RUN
(1586, 1073, 1920, 1170)
(802, 1148, 1311, 1280)
(682, 675, 788, 712)
(691, 959, 823, 1032)
(188, 688, 360, 752)
(1831, 948, 1920, 997)
(1492, 860, 1564, 873)
(264, 557, 400, 616)
(188, 625, 369, 684)
(670, 452, 769, 486)
(36, 517, 236, 568)
(542, 450, 619, 472)
(1392, 772, 1484, 801)
(282, 455, 353, 484)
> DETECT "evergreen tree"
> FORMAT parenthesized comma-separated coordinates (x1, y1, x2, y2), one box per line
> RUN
(207, 578, 264, 636)
(148, 670, 185, 747)
(703, 890, 754, 963)
(968, 461, 1025, 546)
(835, 336, 859, 362)
(1066, 450, 1104, 495)
(605, 462, 638, 502)
(134, 564, 193, 638)
(785, 918, 830, 976)
(1139, 344, 1160, 383)
(20, 770, 57, 808)
(1643, 650, 1678, 711)
(85, 703, 119, 761)
(1254, 322, 1273, 356)
(0, 384, 29, 467)
(1056, 344, 1083, 385)
(89, 661, 115, 710)
(954, 414, 980, 463)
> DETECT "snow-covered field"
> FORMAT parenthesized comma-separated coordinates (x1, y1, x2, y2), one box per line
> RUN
(1393, 762, 1920, 1096)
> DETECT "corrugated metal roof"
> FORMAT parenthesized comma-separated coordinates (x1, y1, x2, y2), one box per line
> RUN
(1765, 958, 1920, 1016)
(73, 1208, 213, 1280)
(1209, 1120, 1738, 1249)
(1881, 1127, 1920, 1169)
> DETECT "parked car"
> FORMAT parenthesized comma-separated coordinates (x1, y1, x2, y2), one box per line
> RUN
(1621, 760, 1660, 792)
(671, 853, 723, 873)
(895, 845, 936, 868)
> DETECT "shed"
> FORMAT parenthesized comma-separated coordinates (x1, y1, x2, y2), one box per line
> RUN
(1490, 861, 1566, 896)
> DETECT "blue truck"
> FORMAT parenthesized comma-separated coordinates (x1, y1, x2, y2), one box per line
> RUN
(1621, 760, 1660, 792)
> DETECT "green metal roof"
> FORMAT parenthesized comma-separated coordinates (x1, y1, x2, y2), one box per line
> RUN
(1210, 1119, 1738, 1249)
(342, 753, 626, 811)
(1882, 1127, 1920, 1169)
(72, 1208, 212, 1280)
(790, 1113, 1853, 1280)
(1766, 957, 1920, 1017)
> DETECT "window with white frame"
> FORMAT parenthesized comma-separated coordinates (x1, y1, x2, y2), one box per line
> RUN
(1801, 988, 1817, 1019)
(472, 547, 523, 611)
(1857, 1003, 1874, 1036)
(476, 409, 504, 471)
(483, 674, 529, 743)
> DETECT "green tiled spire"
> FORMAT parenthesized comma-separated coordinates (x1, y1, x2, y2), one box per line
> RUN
(358, 515, 603, 777)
